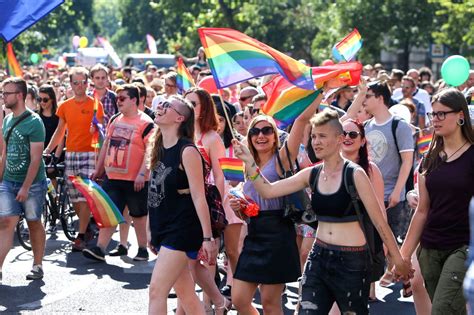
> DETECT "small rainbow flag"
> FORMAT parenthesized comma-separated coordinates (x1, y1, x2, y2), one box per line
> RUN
(218, 157, 245, 182)
(69, 176, 125, 228)
(177, 57, 195, 93)
(198, 28, 314, 90)
(417, 134, 432, 155)
(262, 75, 321, 129)
(91, 97, 105, 149)
(6, 42, 23, 77)
(333, 29, 362, 62)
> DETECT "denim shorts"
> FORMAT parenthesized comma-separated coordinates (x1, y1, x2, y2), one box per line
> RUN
(298, 240, 371, 315)
(0, 179, 47, 221)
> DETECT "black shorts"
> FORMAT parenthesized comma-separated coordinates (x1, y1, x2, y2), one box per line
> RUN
(102, 178, 148, 218)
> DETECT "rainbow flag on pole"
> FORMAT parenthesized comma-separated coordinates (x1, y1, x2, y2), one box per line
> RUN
(198, 28, 314, 90)
(417, 134, 432, 155)
(69, 176, 125, 228)
(6, 42, 23, 77)
(218, 157, 245, 182)
(262, 75, 321, 129)
(177, 57, 195, 93)
(333, 29, 362, 62)
(91, 97, 105, 149)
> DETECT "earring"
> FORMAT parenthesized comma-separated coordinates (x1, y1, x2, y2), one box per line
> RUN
(457, 118, 465, 126)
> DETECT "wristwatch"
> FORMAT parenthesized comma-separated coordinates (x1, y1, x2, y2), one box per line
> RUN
(203, 237, 214, 242)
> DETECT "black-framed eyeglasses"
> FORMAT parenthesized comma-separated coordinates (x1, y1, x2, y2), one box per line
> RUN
(165, 83, 176, 88)
(427, 110, 458, 121)
(37, 97, 50, 103)
(248, 126, 274, 137)
(161, 101, 184, 116)
(72, 80, 87, 86)
(343, 130, 361, 139)
(0, 91, 20, 97)
(365, 93, 376, 99)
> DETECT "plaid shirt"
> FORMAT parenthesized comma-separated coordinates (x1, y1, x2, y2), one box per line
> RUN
(90, 89, 117, 126)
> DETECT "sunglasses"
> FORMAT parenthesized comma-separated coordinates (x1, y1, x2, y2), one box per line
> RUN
(239, 95, 253, 102)
(190, 100, 200, 107)
(251, 108, 261, 115)
(165, 83, 176, 88)
(117, 96, 129, 102)
(248, 126, 274, 137)
(343, 130, 361, 139)
(37, 97, 50, 103)
(161, 101, 184, 116)
(72, 80, 87, 86)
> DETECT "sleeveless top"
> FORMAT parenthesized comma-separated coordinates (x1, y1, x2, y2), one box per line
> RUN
(310, 161, 358, 222)
(243, 154, 284, 211)
(148, 138, 203, 251)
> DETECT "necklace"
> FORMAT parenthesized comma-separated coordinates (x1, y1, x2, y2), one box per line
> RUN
(322, 160, 343, 181)
(441, 141, 468, 162)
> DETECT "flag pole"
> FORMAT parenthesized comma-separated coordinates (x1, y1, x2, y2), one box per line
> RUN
(217, 88, 236, 140)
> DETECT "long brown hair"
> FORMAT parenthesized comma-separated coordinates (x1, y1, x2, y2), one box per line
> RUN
(246, 115, 280, 165)
(184, 87, 218, 134)
(422, 88, 474, 175)
(148, 95, 195, 170)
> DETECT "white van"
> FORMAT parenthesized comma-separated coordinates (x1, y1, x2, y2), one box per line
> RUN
(75, 48, 109, 67)
(123, 53, 176, 71)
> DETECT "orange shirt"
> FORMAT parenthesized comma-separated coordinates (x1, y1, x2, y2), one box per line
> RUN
(56, 96, 104, 152)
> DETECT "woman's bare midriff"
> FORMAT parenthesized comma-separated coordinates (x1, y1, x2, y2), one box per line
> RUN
(316, 221, 367, 246)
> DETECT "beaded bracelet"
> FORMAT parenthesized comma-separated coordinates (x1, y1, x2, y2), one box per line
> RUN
(247, 167, 260, 181)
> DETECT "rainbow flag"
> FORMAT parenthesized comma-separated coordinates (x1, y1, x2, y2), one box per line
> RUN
(417, 134, 432, 155)
(6, 42, 23, 77)
(91, 97, 105, 149)
(69, 176, 125, 228)
(312, 61, 363, 89)
(198, 28, 314, 90)
(218, 157, 245, 182)
(176, 57, 195, 93)
(333, 29, 362, 62)
(262, 75, 321, 129)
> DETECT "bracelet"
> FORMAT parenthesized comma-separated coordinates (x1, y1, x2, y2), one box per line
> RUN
(203, 237, 214, 242)
(247, 167, 260, 181)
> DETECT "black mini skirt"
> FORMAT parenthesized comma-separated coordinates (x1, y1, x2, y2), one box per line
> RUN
(234, 210, 301, 284)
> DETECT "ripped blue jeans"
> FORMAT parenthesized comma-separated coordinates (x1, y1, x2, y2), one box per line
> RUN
(297, 242, 371, 315)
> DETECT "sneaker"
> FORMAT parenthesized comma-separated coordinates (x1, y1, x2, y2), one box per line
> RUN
(47, 225, 57, 234)
(133, 247, 149, 261)
(108, 244, 128, 257)
(72, 238, 86, 252)
(83, 246, 106, 262)
(220, 285, 232, 298)
(26, 265, 44, 280)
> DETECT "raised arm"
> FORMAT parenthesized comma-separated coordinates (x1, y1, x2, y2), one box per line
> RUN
(232, 139, 311, 199)
(341, 79, 367, 123)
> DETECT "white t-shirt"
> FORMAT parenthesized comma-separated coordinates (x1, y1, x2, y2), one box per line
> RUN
(393, 87, 431, 120)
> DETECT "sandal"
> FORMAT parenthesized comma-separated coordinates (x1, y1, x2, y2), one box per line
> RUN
(214, 296, 232, 315)
(379, 270, 394, 287)
(402, 280, 413, 298)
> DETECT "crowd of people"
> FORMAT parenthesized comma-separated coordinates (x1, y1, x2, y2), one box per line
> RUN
(0, 52, 473, 315)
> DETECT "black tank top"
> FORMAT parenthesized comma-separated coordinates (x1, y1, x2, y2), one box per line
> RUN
(148, 138, 203, 251)
(310, 161, 358, 222)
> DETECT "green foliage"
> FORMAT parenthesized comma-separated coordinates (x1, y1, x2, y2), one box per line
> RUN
(3, 0, 471, 67)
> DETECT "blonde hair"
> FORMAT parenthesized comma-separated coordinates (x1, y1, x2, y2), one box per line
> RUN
(246, 115, 280, 165)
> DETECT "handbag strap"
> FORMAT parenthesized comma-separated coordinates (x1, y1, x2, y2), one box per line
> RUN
(5, 111, 31, 146)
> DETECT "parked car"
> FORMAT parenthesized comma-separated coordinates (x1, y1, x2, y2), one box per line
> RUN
(123, 53, 176, 71)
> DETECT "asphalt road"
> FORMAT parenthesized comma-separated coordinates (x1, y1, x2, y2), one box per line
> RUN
(0, 227, 416, 314)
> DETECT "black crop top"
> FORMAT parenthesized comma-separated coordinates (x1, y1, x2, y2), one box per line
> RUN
(310, 161, 359, 222)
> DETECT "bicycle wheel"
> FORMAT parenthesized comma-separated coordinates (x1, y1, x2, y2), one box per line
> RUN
(16, 217, 32, 251)
(60, 194, 79, 241)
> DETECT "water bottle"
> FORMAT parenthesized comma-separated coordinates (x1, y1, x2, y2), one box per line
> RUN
(46, 178, 57, 198)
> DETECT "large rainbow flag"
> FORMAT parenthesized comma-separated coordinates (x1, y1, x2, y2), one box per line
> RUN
(262, 75, 321, 129)
(333, 29, 362, 62)
(6, 42, 23, 77)
(176, 57, 195, 93)
(218, 157, 245, 182)
(198, 28, 314, 90)
(69, 176, 125, 228)
(262, 62, 362, 128)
